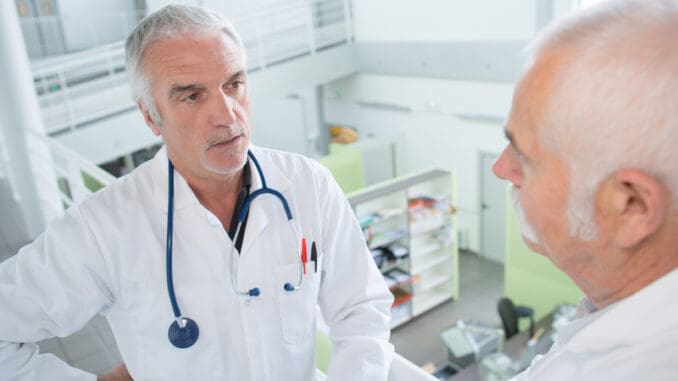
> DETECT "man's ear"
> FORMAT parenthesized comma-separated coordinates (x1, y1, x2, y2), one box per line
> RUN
(597, 169, 669, 249)
(137, 101, 161, 136)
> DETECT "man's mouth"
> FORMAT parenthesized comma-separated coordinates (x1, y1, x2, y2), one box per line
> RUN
(209, 135, 241, 148)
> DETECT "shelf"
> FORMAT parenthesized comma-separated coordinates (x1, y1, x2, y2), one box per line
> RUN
(409, 221, 452, 238)
(415, 274, 453, 293)
(379, 257, 409, 274)
(390, 304, 412, 329)
(384, 268, 413, 290)
(410, 241, 452, 258)
(392, 290, 413, 308)
(348, 168, 457, 328)
(358, 208, 407, 229)
(412, 290, 453, 316)
(368, 230, 407, 249)
(411, 253, 453, 275)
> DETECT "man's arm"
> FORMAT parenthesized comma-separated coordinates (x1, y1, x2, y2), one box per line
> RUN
(0, 207, 115, 380)
(315, 166, 394, 381)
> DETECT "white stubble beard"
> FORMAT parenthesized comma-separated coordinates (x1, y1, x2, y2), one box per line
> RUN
(510, 186, 540, 244)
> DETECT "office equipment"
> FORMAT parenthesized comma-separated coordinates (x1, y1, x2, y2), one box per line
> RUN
(440, 320, 505, 368)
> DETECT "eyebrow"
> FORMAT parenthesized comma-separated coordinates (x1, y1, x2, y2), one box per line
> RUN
(167, 71, 246, 100)
(504, 130, 527, 158)
(168, 84, 203, 100)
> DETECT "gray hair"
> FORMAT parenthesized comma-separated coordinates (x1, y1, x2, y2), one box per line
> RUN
(125, 4, 245, 124)
(526, 0, 678, 240)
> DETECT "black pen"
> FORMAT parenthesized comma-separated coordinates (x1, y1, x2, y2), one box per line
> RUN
(311, 241, 318, 273)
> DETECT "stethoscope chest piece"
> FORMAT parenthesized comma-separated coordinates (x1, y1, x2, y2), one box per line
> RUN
(168, 317, 199, 349)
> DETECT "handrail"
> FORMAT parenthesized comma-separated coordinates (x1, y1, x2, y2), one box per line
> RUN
(27, 130, 116, 211)
(32, 0, 351, 135)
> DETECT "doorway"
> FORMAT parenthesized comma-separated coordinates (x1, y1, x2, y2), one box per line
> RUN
(479, 152, 507, 263)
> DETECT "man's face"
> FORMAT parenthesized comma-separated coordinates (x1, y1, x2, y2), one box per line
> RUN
(140, 31, 250, 180)
(492, 62, 585, 268)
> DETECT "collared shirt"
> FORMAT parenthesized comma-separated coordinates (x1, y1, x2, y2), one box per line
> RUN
(511, 267, 678, 381)
(228, 161, 252, 253)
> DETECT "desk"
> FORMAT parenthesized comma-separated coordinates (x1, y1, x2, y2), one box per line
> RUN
(450, 314, 554, 381)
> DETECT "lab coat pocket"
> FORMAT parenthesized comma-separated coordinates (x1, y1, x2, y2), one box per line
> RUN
(275, 263, 320, 345)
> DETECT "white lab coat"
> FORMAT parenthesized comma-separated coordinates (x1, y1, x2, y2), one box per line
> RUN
(0, 146, 394, 381)
(512, 267, 678, 381)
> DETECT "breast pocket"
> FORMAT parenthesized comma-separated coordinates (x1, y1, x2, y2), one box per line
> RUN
(275, 262, 321, 344)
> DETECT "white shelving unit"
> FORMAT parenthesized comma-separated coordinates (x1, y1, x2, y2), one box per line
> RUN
(348, 169, 458, 329)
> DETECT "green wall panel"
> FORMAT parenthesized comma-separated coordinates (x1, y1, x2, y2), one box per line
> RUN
(503, 189, 583, 325)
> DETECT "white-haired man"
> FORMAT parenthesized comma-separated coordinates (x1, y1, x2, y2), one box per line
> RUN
(494, 0, 678, 379)
(0, 5, 393, 381)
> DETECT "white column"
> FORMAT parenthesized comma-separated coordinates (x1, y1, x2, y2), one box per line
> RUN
(0, 2, 60, 238)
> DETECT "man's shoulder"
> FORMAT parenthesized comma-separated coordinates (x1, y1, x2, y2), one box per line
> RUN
(78, 156, 159, 216)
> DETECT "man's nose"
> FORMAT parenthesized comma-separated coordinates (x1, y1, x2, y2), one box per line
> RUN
(493, 147, 521, 187)
(209, 93, 237, 126)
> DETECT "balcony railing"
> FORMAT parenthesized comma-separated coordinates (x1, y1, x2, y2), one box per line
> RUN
(31, 0, 353, 135)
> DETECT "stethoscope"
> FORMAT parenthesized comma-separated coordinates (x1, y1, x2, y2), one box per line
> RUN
(165, 150, 304, 348)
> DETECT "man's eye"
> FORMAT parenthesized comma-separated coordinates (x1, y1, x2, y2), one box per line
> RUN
(184, 93, 199, 102)
(232, 80, 244, 89)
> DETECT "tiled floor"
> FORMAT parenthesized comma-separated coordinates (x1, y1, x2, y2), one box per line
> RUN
(390, 250, 504, 368)
(4, 248, 502, 376)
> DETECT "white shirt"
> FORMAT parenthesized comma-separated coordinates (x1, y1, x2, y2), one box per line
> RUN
(0, 146, 394, 381)
(512, 267, 678, 381)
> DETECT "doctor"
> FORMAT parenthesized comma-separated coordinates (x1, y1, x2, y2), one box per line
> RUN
(0, 4, 393, 381)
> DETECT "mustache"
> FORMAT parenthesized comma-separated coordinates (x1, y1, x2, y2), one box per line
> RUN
(204, 127, 247, 147)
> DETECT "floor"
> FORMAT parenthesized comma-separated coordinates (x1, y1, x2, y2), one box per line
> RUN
(390, 250, 505, 368)
(1, 248, 502, 376)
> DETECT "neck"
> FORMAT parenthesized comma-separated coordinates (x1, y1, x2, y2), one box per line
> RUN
(173, 161, 245, 229)
(570, 227, 678, 309)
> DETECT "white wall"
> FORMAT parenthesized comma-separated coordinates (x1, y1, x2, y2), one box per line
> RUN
(352, 0, 538, 42)
(323, 74, 513, 252)
(55, 108, 160, 165)
(58, 0, 137, 50)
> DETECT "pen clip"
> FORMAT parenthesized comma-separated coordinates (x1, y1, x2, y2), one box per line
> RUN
(311, 241, 318, 273)
(301, 238, 307, 275)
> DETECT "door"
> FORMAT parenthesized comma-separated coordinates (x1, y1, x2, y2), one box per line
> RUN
(480, 152, 506, 263)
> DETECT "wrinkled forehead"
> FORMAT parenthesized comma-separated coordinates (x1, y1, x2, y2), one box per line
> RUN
(141, 31, 245, 81)
(143, 29, 243, 64)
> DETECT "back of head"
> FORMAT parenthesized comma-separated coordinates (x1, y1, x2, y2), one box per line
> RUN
(526, 0, 678, 239)
(125, 5, 243, 120)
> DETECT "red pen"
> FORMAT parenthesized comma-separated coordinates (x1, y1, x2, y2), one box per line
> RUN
(301, 238, 308, 275)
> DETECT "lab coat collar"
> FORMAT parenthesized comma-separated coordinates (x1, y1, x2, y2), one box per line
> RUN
(564, 267, 678, 351)
(149, 145, 294, 251)
(150, 146, 199, 212)
(239, 145, 294, 255)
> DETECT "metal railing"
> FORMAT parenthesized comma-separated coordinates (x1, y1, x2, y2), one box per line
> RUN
(32, 0, 352, 135)
(21, 10, 145, 58)
(28, 130, 116, 211)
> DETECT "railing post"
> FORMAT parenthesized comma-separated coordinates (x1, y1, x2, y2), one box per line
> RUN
(306, 1, 316, 55)
(67, 160, 88, 204)
(57, 69, 77, 130)
(343, 0, 353, 43)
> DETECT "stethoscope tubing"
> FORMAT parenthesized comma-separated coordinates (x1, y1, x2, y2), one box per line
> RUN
(165, 150, 304, 348)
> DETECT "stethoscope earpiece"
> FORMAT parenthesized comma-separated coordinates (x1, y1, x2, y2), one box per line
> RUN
(168, 317, 199, 349)
(283, 282, 296, 292)
(248, 288, 261, 297)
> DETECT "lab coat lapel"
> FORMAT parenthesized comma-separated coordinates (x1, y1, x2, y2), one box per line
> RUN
(239, 147, 293, 256)
(150, 147, 200, 213)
